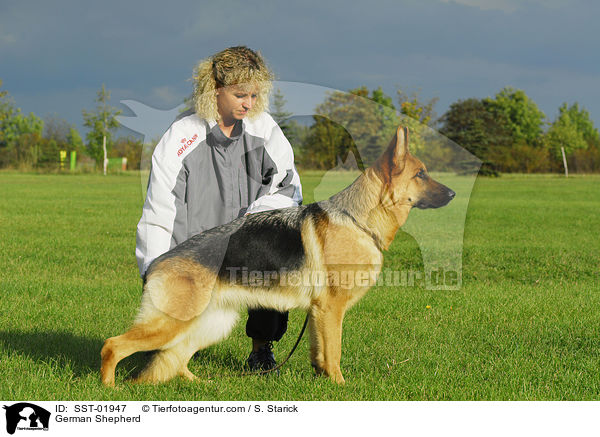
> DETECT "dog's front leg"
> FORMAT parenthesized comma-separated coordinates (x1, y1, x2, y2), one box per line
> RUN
(308, 292, 348, 384)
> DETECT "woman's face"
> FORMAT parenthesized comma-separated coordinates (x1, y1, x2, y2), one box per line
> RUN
(216, 85, 258, 124)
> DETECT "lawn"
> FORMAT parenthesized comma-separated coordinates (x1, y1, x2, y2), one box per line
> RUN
(0, 171, 598, 400)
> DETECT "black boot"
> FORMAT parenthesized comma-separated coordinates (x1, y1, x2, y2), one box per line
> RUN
(246, 342, 277, 373)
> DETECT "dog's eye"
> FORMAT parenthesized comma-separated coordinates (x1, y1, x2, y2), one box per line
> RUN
(416, 169, 426, 179)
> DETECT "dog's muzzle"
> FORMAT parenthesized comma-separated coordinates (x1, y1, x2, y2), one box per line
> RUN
(416, 186, 455, 209)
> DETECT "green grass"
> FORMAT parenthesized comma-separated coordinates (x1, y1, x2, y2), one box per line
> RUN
(0, 170, 599, 400)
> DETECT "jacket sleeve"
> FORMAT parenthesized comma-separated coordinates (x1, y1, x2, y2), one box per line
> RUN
(245, 120, 303, 214)
(135, 124, 187, 277)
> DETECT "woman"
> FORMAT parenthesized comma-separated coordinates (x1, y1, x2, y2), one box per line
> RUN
(136, 46, 302, 371)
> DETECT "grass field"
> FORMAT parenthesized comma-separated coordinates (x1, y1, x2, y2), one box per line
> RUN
(0, 170, 599, 400)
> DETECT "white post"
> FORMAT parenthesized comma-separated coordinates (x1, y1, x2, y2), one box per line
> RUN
(103, 133, 107, 176)
(560, 146, 568, 178)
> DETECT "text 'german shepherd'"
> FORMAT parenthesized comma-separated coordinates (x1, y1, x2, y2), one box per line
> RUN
(101, 126, 455, 386)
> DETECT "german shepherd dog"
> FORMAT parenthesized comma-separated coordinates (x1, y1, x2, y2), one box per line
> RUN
(101, 126, 455, 386)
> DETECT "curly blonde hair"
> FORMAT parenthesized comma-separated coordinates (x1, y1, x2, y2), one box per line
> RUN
(193, 46, 274, 120)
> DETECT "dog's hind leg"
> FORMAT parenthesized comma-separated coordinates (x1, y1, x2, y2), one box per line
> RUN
(134, 306, 240, 384)
(134, 340, 200, 384)
(308, 292, 349, 384)
(133, 344, 190, 384)
(101, 266, 215, 386)
(100, 317, 190, 386)
(133, 332, 199, 384)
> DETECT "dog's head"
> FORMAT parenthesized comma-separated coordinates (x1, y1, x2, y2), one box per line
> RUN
(372, 126, 455, 224)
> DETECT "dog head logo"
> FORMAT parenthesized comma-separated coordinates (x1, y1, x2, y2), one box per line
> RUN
(3, 403, 50, 435)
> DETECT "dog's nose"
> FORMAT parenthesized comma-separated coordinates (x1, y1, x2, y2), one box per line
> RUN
(448, 189, 456, 199)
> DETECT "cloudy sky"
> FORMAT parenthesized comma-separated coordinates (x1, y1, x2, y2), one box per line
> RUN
(1, 0, 598, 136)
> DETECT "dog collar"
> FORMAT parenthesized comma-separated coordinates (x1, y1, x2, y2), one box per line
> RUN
(339, 209, 385, 253)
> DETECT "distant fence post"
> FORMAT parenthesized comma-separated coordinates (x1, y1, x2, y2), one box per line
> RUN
(60, 150, 67, 170)
(70, 151, 77, 171)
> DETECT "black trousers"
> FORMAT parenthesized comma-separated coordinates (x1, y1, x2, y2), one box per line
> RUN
(246, 309, 288, 342)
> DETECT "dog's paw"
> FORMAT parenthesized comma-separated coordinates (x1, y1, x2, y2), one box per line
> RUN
(329, 372, 345, 385)
(179, 368, 198, 382)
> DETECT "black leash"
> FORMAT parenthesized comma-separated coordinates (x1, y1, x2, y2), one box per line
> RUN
(239, 313, 309, 377)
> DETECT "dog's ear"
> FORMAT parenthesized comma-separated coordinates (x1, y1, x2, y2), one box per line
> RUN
(388, 126, 409, 173)
(373, 126, 410, 182)
(392, 126, 409, 168)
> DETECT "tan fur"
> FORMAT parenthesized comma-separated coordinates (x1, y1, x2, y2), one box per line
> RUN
(145, 257, 216, 321)
(308, 291, 356, 384)
(100, 317, 192, 386)
(100, 125, 450, 386)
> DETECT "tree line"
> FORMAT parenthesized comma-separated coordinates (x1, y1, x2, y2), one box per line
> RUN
(273, 86, 600, 175)
(1, 78, 599, 174)
(0, 79, 142, 172)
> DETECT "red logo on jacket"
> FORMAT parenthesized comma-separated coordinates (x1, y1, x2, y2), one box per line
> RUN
(177, 134, 198, 157)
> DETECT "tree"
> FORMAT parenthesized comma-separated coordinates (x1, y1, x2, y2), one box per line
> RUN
(545, 111, 587, 158)
(1, 110, 44, 143)
(439, 98, 513, 175)
(44, 115, 86, 160)
(396, 88, 439, 127)
(557, 102, 599, 145)
(0, 79, 10, 110)
(111, 136, 144, 170)
(0, 79, 17, 149)
(271, 88, 293, 126)
(0, 80, 55, 169)
(306, 86, 398, 168)
(0, 79, 10, 111)
(82, 84, 121, 174)
(302, 115, 356, 169)
(484, 87, 545, 146)
(67, 127, 85, 155)
(271, 88, 301, 149)
(43, 114, 71, 145)
(395, 88, 440, 157)
(0, 111, 44, 167)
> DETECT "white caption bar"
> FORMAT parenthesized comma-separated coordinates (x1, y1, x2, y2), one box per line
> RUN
(0, 401, 596, 436)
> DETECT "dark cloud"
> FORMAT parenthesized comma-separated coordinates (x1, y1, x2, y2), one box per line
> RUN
(1, 0, 598, 131)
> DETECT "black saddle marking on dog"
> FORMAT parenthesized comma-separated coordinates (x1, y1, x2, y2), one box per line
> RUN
(217, 208, 306, 284)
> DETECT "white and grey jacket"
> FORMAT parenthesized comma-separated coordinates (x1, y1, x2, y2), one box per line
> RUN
(135, 110, 303, 276)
